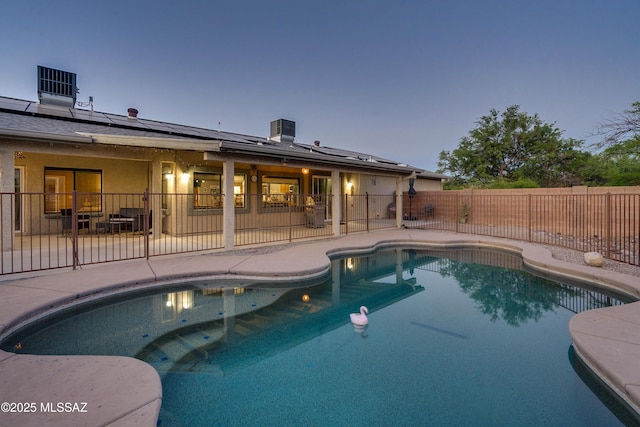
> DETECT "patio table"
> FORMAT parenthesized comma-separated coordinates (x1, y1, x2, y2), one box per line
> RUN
(95, 217, 134, 234)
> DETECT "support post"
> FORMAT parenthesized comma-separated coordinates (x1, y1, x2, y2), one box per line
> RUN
(223, 160, 235, 250)
(144, 188, 150, 260)
(332, 170, 340, 236)
(395, 178, 403, 228)
(72, 191, 78, 270)
(0, 148, 14, 251)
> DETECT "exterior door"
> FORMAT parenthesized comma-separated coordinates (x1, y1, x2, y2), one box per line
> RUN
(312, 176, 332, 221)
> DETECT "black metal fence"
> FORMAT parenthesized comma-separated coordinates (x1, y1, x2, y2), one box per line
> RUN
(0, 191, 397, 274)
(402, 191, 639, 266)
(1, 189, 637, 275)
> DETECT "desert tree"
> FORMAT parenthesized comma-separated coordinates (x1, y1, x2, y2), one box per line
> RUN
(594, 101, 640, 149)
(437, 105, 586, 188)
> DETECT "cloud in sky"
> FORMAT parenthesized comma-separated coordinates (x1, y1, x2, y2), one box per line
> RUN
(1, 0, 639, 171)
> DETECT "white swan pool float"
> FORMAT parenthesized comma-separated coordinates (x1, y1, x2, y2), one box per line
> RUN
(350, 306, 369, 326)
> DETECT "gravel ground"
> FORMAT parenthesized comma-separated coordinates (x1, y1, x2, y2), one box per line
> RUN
(535, 243, 640, 277)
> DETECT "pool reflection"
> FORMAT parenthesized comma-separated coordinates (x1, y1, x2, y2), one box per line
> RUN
(2, 247, 636, 426)
(1, 248, 630, 377)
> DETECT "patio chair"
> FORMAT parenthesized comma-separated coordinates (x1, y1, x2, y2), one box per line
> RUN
(424, 203, 436, 218)
(424, 203, 434, 219)
(388, 202, 396, 219)
(132, 210, 152, 233)
(60, 209, 90, 235)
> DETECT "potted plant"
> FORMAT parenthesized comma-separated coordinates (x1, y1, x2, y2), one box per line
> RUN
(459, 203, 471, 223)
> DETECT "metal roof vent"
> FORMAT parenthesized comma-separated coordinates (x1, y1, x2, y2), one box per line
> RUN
(269, 119, 295, 143)
(37, 65, 77, 108)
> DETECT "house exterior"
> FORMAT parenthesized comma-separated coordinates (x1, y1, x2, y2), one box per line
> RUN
(413, 171, 449, 191)
(0, 68, 442, 256)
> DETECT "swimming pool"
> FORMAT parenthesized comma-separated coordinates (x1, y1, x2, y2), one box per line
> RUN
(2, 247, 637, 426)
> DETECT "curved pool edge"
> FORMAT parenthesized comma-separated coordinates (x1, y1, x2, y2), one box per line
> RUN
(569, 305, 640, 416)
(0, 349, 162, 427)
(0, 229, 638, 426)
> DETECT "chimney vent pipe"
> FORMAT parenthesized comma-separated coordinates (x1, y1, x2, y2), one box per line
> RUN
(127, 108, 139, 118)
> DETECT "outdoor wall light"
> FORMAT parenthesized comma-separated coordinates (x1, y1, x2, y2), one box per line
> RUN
(346, 181, 354, 195)
(181, 172, 190, 184)
(302, 167, 309, 174)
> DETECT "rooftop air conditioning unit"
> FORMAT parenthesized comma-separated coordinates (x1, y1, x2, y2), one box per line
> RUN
(270, 119, 295, 143)
(37, 65, 77, 108)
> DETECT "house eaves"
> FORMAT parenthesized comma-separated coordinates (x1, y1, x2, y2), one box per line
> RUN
(81, 133, 421, 175)
(418, 170, 449, 180)
(211, 140, 423, 175)
(0, 127, 93, 145)
(75, 132, 221, 152)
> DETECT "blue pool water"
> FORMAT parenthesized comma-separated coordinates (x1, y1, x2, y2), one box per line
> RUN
(2, 248, 638, 426)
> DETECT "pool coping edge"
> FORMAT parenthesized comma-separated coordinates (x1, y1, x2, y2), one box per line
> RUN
(0, 229, 637, 426)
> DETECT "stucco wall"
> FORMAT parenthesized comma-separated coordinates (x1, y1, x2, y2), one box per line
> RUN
(413, 178, 444, 192)
(18, 153, 150, 194)
(16, 153, 151, 234)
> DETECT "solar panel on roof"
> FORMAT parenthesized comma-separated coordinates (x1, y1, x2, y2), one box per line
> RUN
(72, 109, 114, 125)
(26, 103, 75, 119)
(103, 113, 153, 130)
(162, 123, 208, 136)
(0, 98, 31, 112)
(216, 132, 255, 143)
(136, 120, 176, 133)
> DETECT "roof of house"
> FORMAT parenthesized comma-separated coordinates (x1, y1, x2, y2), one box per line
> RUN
(417, 170, 449, 180)
(0, 96, 435, 176)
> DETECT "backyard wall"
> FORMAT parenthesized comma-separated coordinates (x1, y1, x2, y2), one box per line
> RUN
(404, 186, 639, 264)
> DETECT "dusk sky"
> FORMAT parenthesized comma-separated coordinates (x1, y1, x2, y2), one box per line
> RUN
(1, 1, 639, 171)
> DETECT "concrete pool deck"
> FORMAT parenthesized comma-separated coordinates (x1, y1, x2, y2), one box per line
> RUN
(0, 229, 638, 426)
